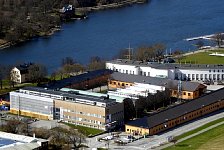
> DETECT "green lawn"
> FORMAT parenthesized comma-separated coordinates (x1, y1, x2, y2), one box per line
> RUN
(175, 117, 224, 140)
(164, 121, 224, 150)
(64, 123, 105, 136)
(179, 50, 224, 64)
(0, 81, 37, 95)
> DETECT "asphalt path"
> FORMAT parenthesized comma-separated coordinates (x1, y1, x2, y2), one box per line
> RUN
(87, 110, 224, 150)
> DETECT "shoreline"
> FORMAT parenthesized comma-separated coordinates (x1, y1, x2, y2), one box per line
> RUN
(0, 0, 147, 50)
(76, 0, 148, 12)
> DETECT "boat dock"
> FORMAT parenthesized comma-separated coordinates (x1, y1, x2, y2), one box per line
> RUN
(185, 34, 215, 41)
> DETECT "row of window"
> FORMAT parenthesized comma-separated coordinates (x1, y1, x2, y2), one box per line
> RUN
(110, 81, 133, 87)
(209, 69, 224, 73)
(188, 74, 224, 80)
(63, 109, 105, 118)
(173, 91, 195, 97)
(63, 115, 104, 125)
(151, 103, 221, 134)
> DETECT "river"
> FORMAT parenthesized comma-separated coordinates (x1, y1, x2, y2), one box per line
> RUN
(0, 0, 224, 73)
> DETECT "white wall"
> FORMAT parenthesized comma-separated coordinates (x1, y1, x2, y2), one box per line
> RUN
(106, 62, 224, 81)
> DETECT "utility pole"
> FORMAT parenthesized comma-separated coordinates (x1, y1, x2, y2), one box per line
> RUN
(124, 43, 133, 60)
(177, 80, 182, 103)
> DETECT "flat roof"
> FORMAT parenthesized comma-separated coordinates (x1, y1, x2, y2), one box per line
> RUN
(21, 87, 116, 104)
(126, 87, 224, 129)
(60, 88, 126, 102)
(107, 59, 224, 69)
(110, 72, 205, 92)
(0, 131, 47, 149)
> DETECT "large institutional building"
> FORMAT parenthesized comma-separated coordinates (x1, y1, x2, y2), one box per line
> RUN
(125, 87, 224, 135)
(106, 59, 224, 81)
(10, 87, 124, 131)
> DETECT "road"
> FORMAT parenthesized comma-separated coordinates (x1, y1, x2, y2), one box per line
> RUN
(86, 110, 224, 150)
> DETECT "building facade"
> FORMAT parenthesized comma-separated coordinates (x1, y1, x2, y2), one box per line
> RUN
(125, 88, 224, 136)
(10, 89, 54, 120)
(106, 59, 224, 81)
(10, 87, 124, 131)
(108, 72, 207, 100)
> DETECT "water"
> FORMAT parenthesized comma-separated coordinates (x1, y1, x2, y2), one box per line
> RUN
(0, 0, 224, 73)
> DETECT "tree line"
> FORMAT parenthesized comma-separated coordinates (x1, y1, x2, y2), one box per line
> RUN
(116, 43, 166, 62)
(0, 0, 142, 46)
(0, 56, 105, 91)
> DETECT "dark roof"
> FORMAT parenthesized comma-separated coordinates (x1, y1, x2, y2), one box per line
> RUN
(22, 87, 116, 103)
(15, 63, 33, 74)
(126, 117, 149, 128)
(126, 87, 224, 128)
(107, 59, 224, 69)
(110, 72, 205, 92)
(44, 69, 113, 89)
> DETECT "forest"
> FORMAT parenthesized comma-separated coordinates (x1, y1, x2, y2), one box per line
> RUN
(0, 0, 141, 47)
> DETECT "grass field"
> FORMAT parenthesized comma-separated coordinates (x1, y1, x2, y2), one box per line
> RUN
(164, 122, 224, 150)
(64, 123, 104, 136)
(175, 117, 224, 140)
(180, 50, 224, 64)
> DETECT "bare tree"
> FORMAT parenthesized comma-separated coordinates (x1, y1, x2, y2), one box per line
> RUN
(28, 64, 47, 83)
(2, 120, 23, 134)
(214, 33, 224, 48)
(87, 56, 105, 71)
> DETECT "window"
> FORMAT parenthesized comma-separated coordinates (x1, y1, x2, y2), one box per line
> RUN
(209, 70, 211, 72)
(217, 74, 220, 80)
(188, 93, 191, 96)
(140, 71, 143, 75)
(126, 70, 128, 74)
(148, 72, 150, 76)
(196, 74, 199, 80)
(183, 92, 186, 95)
(209, 74, 212, 80)
(213, 74, 216, 80)
(192, 74, 195, 80)
(200, 74, 203, 80)
(213, 70, 215, 72)
(127, 129, 129, 131)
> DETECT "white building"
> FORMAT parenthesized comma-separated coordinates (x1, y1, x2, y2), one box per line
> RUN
(106, 59, 224, 81)
(0, 131, 48, 150)
(108, 83, 165, 99)
(10, 63, 33, 83)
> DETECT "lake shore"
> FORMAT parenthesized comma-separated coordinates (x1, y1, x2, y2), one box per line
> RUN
(0, 0, 147, 50)
(76, 0, 148, 12)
